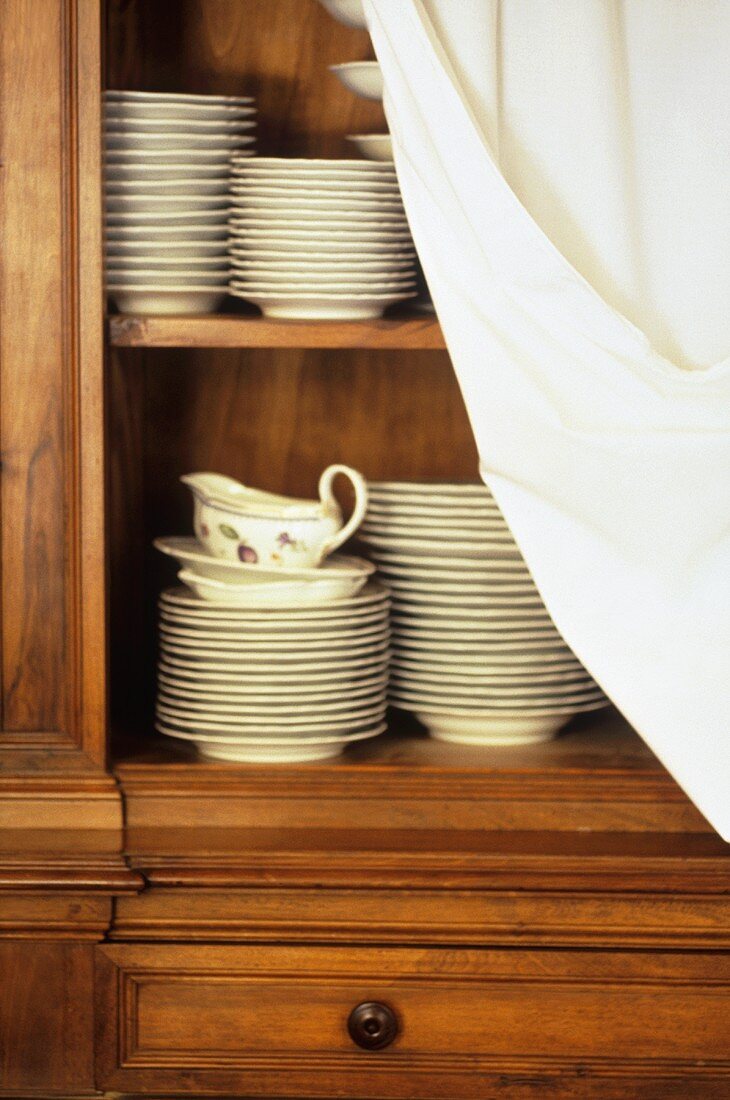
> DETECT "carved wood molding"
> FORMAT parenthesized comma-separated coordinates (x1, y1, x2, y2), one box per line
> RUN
(96, 943, 730, 1096)
(0, 0, 106, 763)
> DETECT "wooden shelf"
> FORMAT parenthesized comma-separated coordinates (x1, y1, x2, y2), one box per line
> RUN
(108, 311, 446, 350)
(114, 712, 716, 843)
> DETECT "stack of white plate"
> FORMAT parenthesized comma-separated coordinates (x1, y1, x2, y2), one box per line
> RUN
(359, 482, 609, 745)
(155, 582, 391, 762)
(227, 157, 418, 319)
(104, 89, 257, 314)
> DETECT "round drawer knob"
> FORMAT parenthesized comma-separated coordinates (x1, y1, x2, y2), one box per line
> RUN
(347, 1001, 398, 1051)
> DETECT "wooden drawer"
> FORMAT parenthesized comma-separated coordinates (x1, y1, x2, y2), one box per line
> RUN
(95, 943, 730, 1098)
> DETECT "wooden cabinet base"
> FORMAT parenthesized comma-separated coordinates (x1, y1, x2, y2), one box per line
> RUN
(95, 943, 730, 1099)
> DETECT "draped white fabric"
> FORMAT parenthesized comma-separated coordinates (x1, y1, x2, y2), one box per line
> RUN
(364, 0, 730, 836)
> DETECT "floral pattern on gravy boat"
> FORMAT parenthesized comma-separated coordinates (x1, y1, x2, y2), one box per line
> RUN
(180, 466, 368, 567)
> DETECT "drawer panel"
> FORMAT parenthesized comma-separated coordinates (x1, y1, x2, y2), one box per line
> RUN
(96, 944, 730, 1098)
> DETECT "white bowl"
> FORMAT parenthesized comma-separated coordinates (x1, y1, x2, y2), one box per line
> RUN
(330, 61, 383, 101)
(412, 712, 571, 746)
(107, 287, 227, 313)
(346, 134, 393, 161)
(229, 289, 417, 320)
(156, 722, 385, 763)
(318, 0, 367, 29)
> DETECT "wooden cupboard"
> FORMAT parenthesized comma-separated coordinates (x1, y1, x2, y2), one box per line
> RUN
(0, 2, 727, 1097)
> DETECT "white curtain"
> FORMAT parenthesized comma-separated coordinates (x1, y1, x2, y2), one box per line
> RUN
(365, 0, 730, 837)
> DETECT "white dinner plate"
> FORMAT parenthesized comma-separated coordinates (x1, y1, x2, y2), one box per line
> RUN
(230, 278, 416, 293)
(156, 703, 386, 732)
(105, 194, 230, 213)
(158, 621, 390, 645)
(106, 116, 255, 134)
(160, 579, 388, 613)
(228, 231, 414, 249)
(228, 219, 412, 238)
(231, 156, 394, 172)
(105, 103, 256, 123)
(159, 604, 388, 630)
(105, 162, 231, 181)
(157, 688, 387, 718)
(230, 175, 400, 194)
(155, 537, 374, 583)
(105, 90, 255, 106)
(158, 653, 389, 680)
(228, 255, 415, 273)
(157, 669, 388, 697)
(105, 131, 255, 151)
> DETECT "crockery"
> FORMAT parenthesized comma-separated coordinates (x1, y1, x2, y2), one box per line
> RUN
(409, 713, 577, 746)
(161, 579, 388, 612)
(105, 90, 254, 105)
(105, 116, 256, 134)
(231, 289, 416, 321)
(104, 102, 256, 123)
(107, 287, 227, 313)
(318, 0, 367, 29)
(106, 162, 233, 181)
(181, 466, 368, 568)
(105, 131, 254, 152)
(228, 237, 415, 257)
(346, 133, 393, 161)
(105, 178, 231, 196)
(228, 254, 415, 273)
(105, 194, 230, 214)
(107, 271, 230, 287)
(230, 156, 392, 173)
(330, 61, 383, 101)
(159, 649, 389, 675)
(156, 536, 373, 585)
(230, 175, 401, 194)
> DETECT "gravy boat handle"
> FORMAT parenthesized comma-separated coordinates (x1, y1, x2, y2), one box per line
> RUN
(316, 465, 368, 562)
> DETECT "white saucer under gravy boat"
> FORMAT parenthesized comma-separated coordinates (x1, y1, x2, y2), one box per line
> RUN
(181, 466, 367, 568)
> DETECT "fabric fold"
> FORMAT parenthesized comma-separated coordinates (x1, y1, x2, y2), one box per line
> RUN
(365, 0, 730, 836)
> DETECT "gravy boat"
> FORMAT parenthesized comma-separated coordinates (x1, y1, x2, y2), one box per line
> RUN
(181, 465, 368, 568)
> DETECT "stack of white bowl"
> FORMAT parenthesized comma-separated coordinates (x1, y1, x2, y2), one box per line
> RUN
(359, 482, 609, 746)
(155, 582, 390, 763)
(104, 89, 257, 314)
(227, 157, 418, 319)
